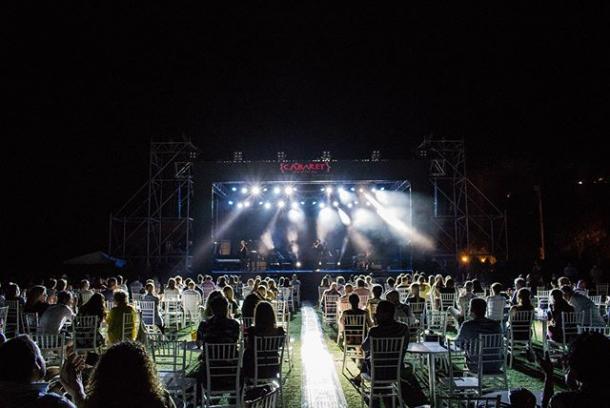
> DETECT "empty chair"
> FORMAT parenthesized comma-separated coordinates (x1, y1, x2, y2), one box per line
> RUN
(23, 312, 40, 335)
(150, 338, 196, 407)
(163, 299, 184, 329)
(396, 287, 410, 304)
(139, 300, 160, 331)
(548, 311, 584, 356)
(425, 310, 447, 338)
(73, 315, 102, 354)
(577, 325, 610, 337)
(201, 343, 242, 407)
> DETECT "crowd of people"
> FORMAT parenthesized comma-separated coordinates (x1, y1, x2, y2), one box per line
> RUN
(0, 268, 609, 407)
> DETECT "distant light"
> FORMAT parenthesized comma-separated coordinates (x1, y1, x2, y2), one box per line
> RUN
(244, 201, 251, 207)
(258, 201, 264, 205)
(354, 201, 359, 205)
(460, 255, 470, 264)
(366, 201, 371, 206)
(359, 188, 364, 193)
(333, 201, 339, 207)
(291, 202, 299, 209)
(273, 186, 281, 194)
(347, 203, 353, 208)
(380, 187, 385, 191)
(320, 187, 326, 192)
(371, 187, 377, 192)
(326, 187, 333, 193)
(338, 186, 345, 192)
(264, 202, 271, 209)
(285, 186, 294, 195)
(277, 200, 286, 208)
(312, 201, 318, 205)
(319, 202, 326, 208)
(231, 187, 237, 192)
(251, 185, 261, 195)
(300, 201, 306, 205)
(318, 261, 322, 266)
(241, 187, 248, 194)
(350, 187, 356, 192)
(337, 262, 341, 266)
(577, 181, 583, 185)
(237, 202, 244, 209)
(296, 261, 302, 268)
(263, 187, 268, 192)
(228, 200, 234, 206)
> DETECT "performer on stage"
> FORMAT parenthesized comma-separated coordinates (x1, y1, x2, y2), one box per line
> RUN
(312, 239, 327, 268)
(239, 240, 249, 272)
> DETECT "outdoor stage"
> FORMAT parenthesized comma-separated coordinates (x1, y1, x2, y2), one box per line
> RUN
(192, 158, 432, 276)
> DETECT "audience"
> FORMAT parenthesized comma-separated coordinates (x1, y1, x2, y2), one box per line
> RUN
(448, 280, 476, 326)
(243, 301, 285, 379)
(197, 296, 240, 347)
(23, 285, 50, 316)
(560, 285, 605, 326)
(546, 289, 575, 343)
(142, 283, 164, 333)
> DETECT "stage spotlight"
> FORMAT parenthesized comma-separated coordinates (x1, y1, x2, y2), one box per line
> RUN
(326, 186, 333, 193)
(366, 201, 371, 206)
(228, 201, 234, 205)
(312, 201, 318, 205)
(350, 187, 356, 192)
(319, 261, 322, 266)
(380, 187, 385, 191)
(264, 202, 272, 209)
(231, 187, 237, 192)
(319, 202, 326, 208)
(263, 187, 268, 192)
(241, 187, 248, 194)
(251, 185, 261, 195)
(337, 261, 341, 266)
(277, 200, 286, 208)
(237, 202, 244, 209)
(338, 186, 345, 192)
(347, 203, 353, 208)
(320, 187, 326, 192)
(291, 202, 299, 209)
(371, 187, 377, 192)
(258, 201, 264, 206)
(300, 201, 306, 205)
(273, 186, 281, 194)
(333, 201, 339, 207)
(285, 186, 294, 195)
(359, 188, 364, 193)
(244, 201, 251, 207)
(354, 201, 359, 205)
(296, 261, 302, 268)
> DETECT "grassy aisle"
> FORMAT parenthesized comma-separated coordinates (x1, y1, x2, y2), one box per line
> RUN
(283, 311, 303, 408)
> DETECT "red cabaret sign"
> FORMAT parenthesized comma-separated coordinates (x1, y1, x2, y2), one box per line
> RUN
(280, 162, 331, 173)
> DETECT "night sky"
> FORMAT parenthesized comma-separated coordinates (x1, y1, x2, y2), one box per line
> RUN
(7, 4, 609, 275)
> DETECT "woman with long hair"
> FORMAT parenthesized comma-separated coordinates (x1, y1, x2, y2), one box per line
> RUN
(222, 285, 240, 318)
(24, 285, 49, 316)
(243, 301, 285, 378)
(60, 341, 176, 408)
(78, 293, 106, 326)
(547, 288, 575, 343)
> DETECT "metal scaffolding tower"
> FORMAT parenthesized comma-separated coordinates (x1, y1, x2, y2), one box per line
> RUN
(417, 137, 508, 268)
(108, 140, 197, 272)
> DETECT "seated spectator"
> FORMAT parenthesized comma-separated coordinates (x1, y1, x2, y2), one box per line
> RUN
(197, 296, 240, 348)
(24, 285, 49, 317)
(222, 285, 240, 318)
(142, 283, 164, 333)
(202, 290, 224, 321)
(546, 289, 575, 343)
(339, 293, 371, 342)
(290, 274, 300, 286)
(45, 279, 58, 304)
(217, 276, 227, 289)
(105, 291, 138, 344)
(560, 285, 605, 326)
(163, 278, 181, 299)
(319, 277, 331, 290)
(321, 283, 341, 308)
(77, 280, 94, 307)
(448, 281, 476, 326)
(418, 275, 431, 299)
(472, 279, 484, 294)
(242, 289, 263, 320)
(395, 276, 410, 289)
(101, 277, 118, 302)
(353, 279, 370, 297)
(455, 298, 502, 372)
(0, 335, 75, 407)
(60, 341, 176, 408)
(557, 276, 571, 288)
(175, 275, 185, 290)
(4, 283, 24, 305)
(574, 279, 588, 295)
(385, 290, 417, 326)
(508, 388, 537, 408)
(366, 285, 383, 319)
(39, 291, 75, 335)
(538, 333, 609, 407)
(267, 279, 279, 298)
(507, 288, 535, 354)
(243, 301, 285, 379)
(511, 277, 527, 305)
(76, 292, 106, 350)
(116, 275, 129, 294)
(406, 283, 425, 303)
(486, 282, 507, 321)
(339, 284, 354, 304)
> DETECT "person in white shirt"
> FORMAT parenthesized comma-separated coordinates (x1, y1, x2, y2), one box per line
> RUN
(448, 281, 477, 326)
(561, 285, 605, 326)
(78, 280, 94, 306)
(163, 278, 181, 299)
(39, 291, 75, 334)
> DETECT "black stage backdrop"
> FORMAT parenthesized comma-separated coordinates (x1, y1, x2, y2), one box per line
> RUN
(191, 159, 431, 272)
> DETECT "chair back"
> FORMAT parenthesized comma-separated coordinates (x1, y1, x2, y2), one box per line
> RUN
(0, 306, 8, 335)
(150, 339, 187, 374)
(23, 312, 40, 334)
(31, 334, 65, 366)
(5, 300, 21, 336)
(121, 311, 137, 341)
(508, 310, 534, 342)
(438, 395, 502, 407)
(73, 315, 100, 353)
(80, 291, 94, 305)
(577, 325, 610, 337)
(253, 336, 285, 383)
(139, 300, 158, 327)
(343, 313, 367, 346)
(242, 316, 254, 331)
(589, 295, 602, 306)
(272, 300, 289, 330)
(396, 287, 410, 303)
(440, 293, 456, 310)
(561, 311, 584, 344)
(358, 294, 369, 310)
(204, 343, 241, 397)
(409, 301, 425, 319)
(131, 293, 144, 302)
(245, 386, 279, 408)
(461, 333, 506, 375)
(322, 295, 340, 323)
(596, 283, 608, 297)
(425, 310, 447, 336)
(369, 337, 404, 383)
(486, 297, 506, 321)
